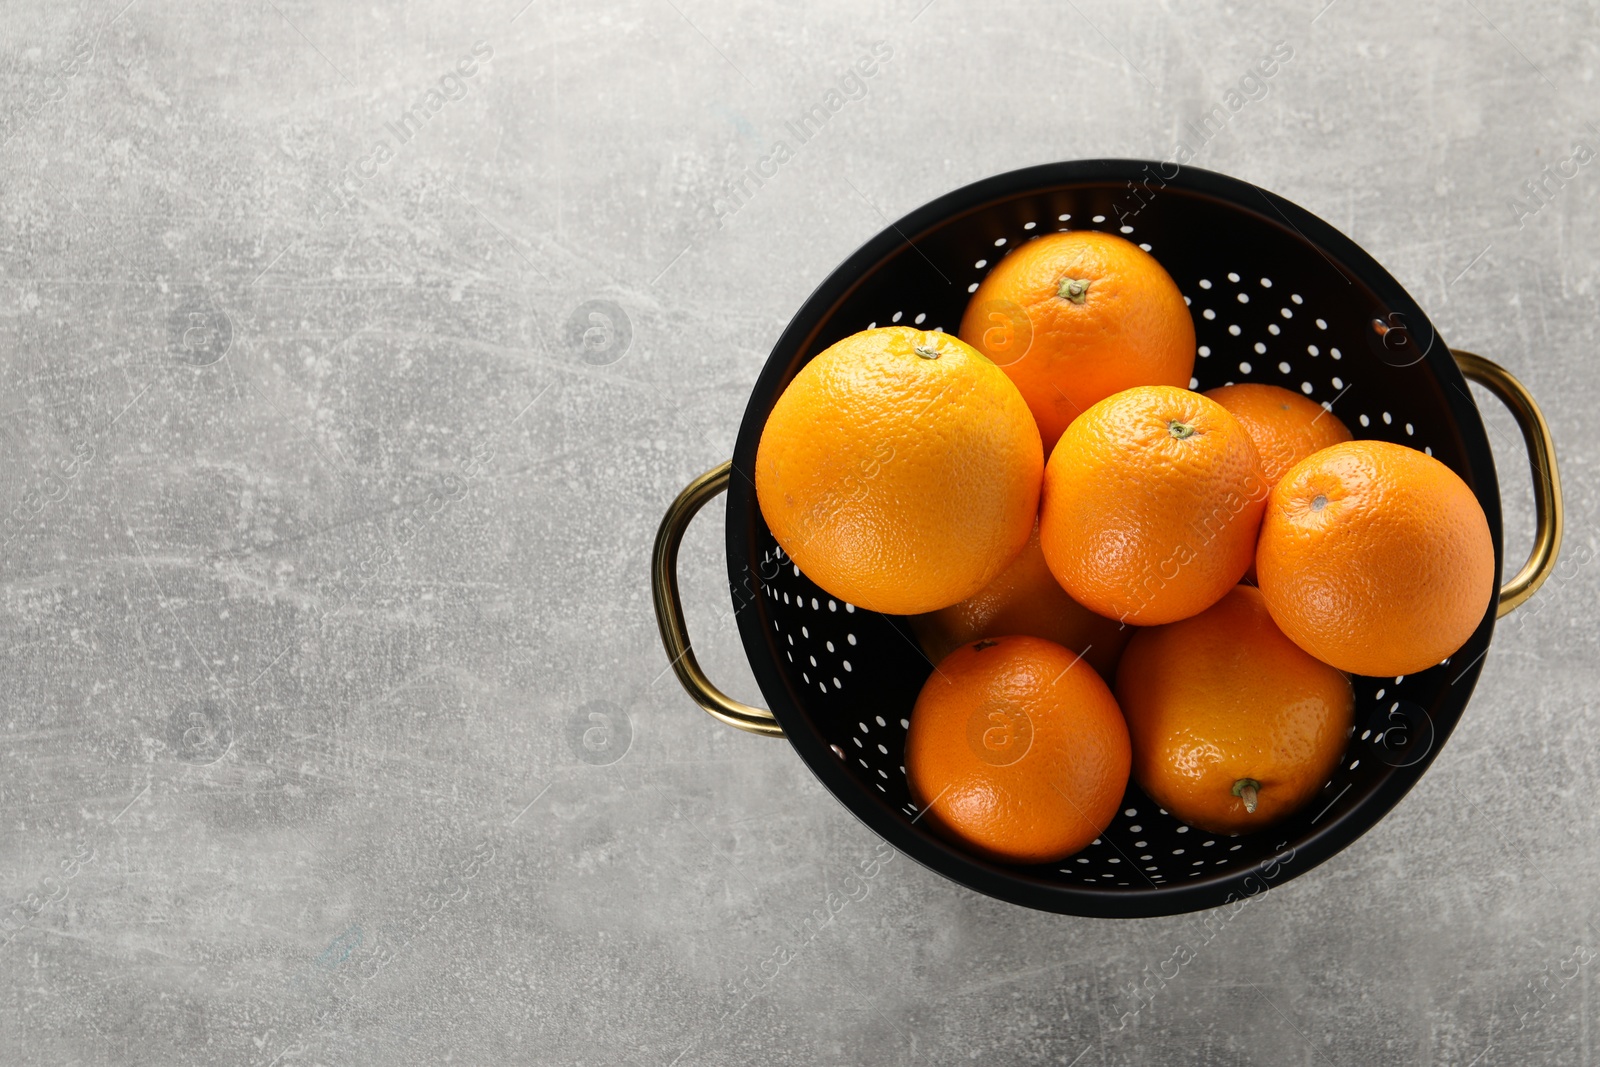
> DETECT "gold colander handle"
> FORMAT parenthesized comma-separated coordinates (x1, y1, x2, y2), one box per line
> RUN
(1453, 350, 1564, 617)
(651, 461, 784, 736)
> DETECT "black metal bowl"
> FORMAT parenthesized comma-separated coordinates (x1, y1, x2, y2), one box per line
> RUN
(652, 160, 1562, 918)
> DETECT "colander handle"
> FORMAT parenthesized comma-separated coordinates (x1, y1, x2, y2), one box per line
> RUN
(1452, 350, 1564, 617)
(651, 461, 784, 737)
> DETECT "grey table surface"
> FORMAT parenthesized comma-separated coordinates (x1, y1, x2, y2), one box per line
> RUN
(2, 0, 1597, 1064)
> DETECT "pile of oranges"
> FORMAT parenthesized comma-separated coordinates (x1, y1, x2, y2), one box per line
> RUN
(756, 230, 1494, 865)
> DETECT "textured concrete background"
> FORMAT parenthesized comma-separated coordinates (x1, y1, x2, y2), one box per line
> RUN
(1, 0, 1596, 1064)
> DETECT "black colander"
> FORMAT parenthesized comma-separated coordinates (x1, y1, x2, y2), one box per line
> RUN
(652, 160, 1563, 918)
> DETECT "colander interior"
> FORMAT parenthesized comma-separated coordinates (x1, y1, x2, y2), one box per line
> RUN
(727, 162, 1502, 916)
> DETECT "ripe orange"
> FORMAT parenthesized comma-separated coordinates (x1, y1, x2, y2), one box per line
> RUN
(910, 523, 1132, 681)
(1039, 386, 1268, 626)
(1256, 440, 1495, 677)
(959, 230, 1195, 455)
(905, 635, 1130, 865)
(1204, 383, 1353, 487)
(1116, 585, 1354, 835)
(755, 327, 1042, 615)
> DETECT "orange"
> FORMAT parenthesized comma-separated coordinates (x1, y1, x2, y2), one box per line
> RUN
(1256, 440, 1495, 677)
(1116, 585, 1353, 835)
(905, 635, 1130, 865)
(1039, 386, 1268, 626)
(910, 523, 1132, 681)
(755, 327, 1043, 615)
(1204, 383, 1353, 487)
(959, 230, 1195, 455)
